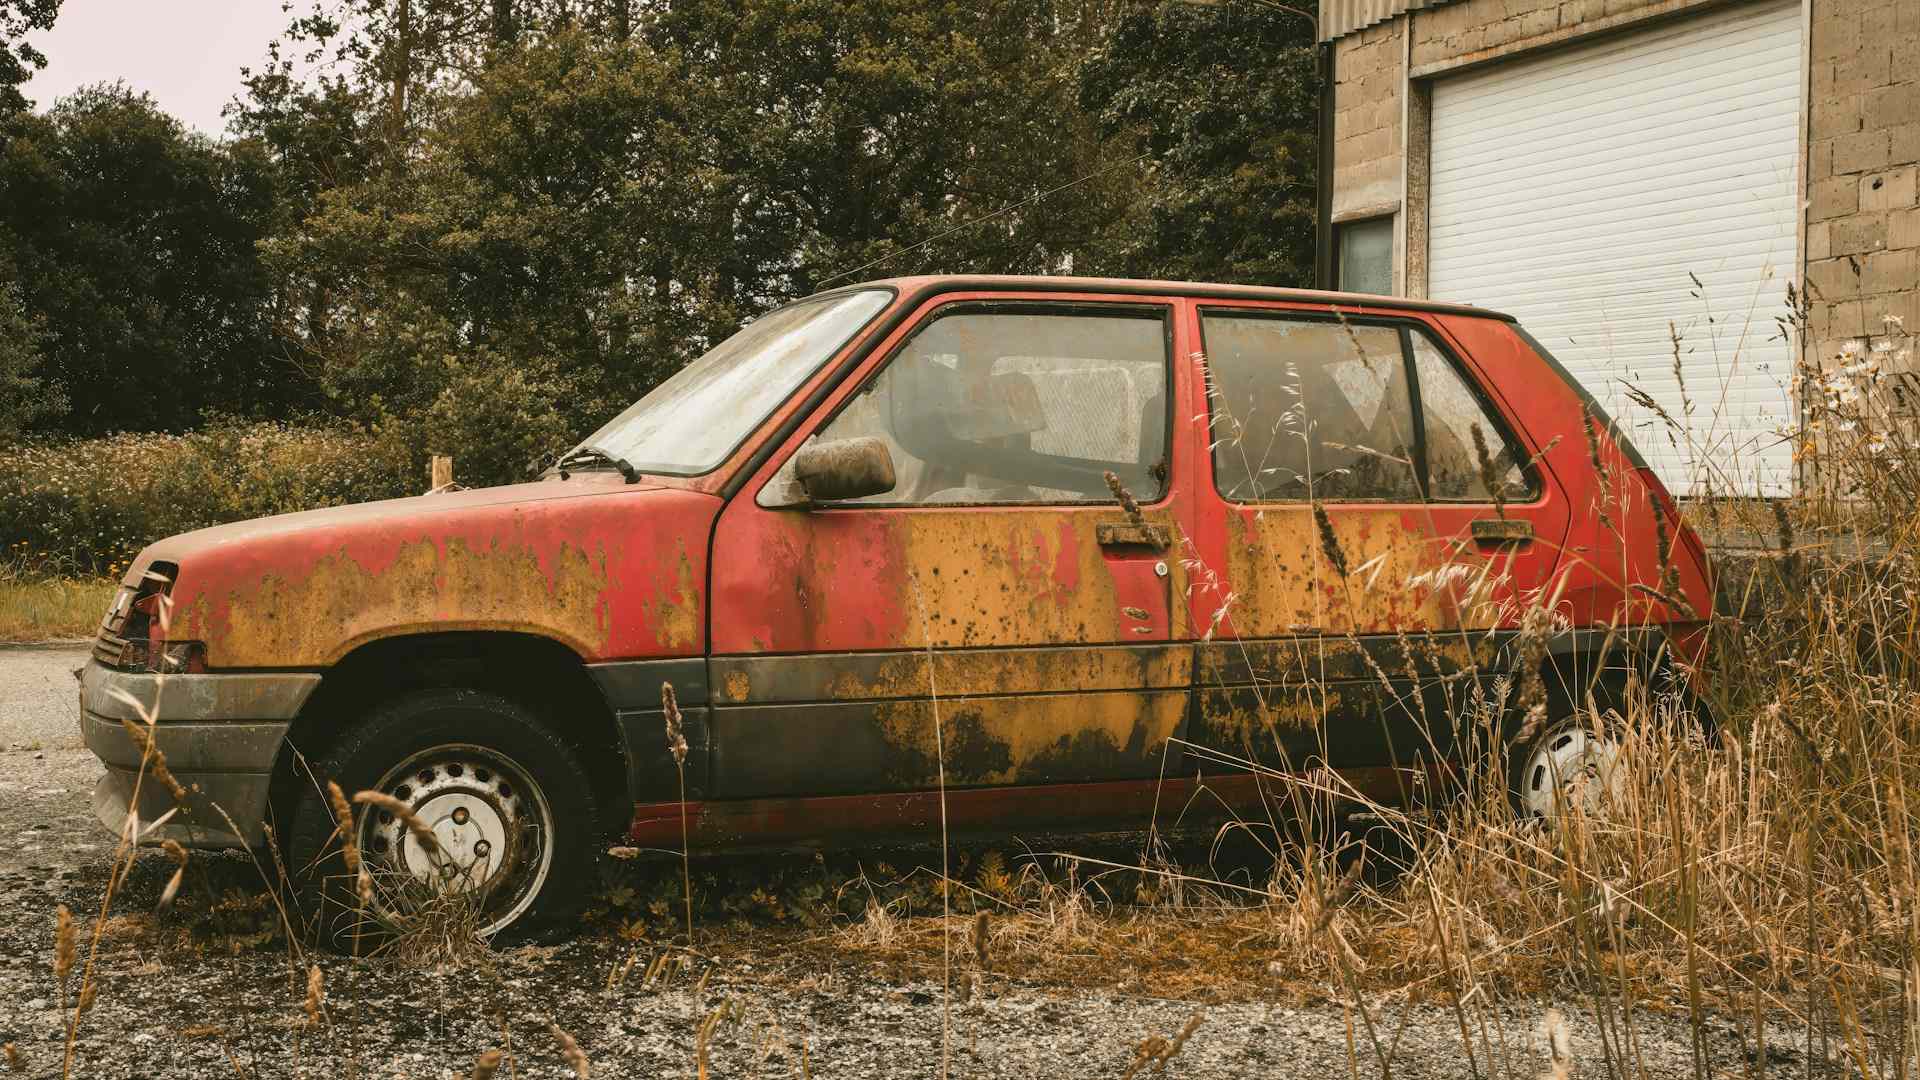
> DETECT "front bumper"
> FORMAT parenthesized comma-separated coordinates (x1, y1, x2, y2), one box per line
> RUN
(79, 661, 321, 849)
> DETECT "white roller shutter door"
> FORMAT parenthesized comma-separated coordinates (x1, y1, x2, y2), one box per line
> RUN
(1427, 0, 1802, 495)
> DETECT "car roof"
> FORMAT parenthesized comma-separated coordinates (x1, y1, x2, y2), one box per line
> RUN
(824, 275, 1514, 322)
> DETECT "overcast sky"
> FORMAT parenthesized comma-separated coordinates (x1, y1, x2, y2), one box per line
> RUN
(24, 1, 292, 136)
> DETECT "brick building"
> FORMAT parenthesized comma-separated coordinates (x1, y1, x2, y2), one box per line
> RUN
(1314, 0, 1918, 494)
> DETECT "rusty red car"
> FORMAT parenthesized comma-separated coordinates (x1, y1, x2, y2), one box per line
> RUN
(81, 275, 1713, 941)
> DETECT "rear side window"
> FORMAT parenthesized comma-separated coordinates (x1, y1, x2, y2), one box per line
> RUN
(1201, 310, 1536, 504)
(1411, 332, 1533, 502)
(798, 305, 1171, 506)
(1202, 315, 1422, 502)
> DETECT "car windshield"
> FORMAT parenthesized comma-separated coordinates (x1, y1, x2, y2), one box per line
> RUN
(573, 288, 892, 475)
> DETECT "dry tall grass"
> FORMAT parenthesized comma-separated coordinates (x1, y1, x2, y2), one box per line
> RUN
(830, 305, 1920, 1076)
(42, 297, 1920, 1077)
(0, 553, 114, 641)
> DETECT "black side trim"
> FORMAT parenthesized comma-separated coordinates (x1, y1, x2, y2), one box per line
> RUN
(588, 658, 707, 711)
(713, 642, 1190, 705)
(589, 659, 712, 801)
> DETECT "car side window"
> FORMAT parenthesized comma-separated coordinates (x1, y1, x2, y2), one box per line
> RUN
(789, 306, 1171, 506)
(1410, 331, 1536, 502)
(1202, 314, 1422, 502)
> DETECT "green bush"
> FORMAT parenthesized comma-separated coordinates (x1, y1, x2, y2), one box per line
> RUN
(0, 421, 417, 575)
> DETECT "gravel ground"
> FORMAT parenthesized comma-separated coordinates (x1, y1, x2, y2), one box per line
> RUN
(0, 646, 85, 752)
(0, 647, 1844, 1077)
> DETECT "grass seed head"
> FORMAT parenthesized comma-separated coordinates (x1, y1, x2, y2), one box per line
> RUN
(303, 964, 323, 1027)
(117, 718, 188, 803)
(52, 905, 75, 983)
(662, 682, 688, 766)
(327, 782, 374, 905)
(326, 782, 361, 873)
(1542, 1008, 1571, 1079)
(158, 839, 189, 909)
(352, 789, 440, 857)
(1470, 422, 1507, 517)
(1312, 503, 1349, 578)
(1104, 469, 1144, 526)
(469, 1049, 503, 1080)
(550, 1021, 589, 1078)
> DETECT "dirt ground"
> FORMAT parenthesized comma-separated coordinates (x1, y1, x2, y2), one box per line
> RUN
(0, 647, 1838, 1077)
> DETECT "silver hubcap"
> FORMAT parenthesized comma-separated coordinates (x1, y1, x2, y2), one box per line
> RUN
(1520, 723, 1623, 819)
(361, 744, 554, 936)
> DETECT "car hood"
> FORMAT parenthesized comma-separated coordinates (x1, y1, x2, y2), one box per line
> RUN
(128, 474, 658, 575)
(131, 474, 722, 668)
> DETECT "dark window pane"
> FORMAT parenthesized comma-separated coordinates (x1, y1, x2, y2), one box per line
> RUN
(1410, 332, 1537, 501)
(1338, 217, 1394, 296)
(1204, 315, 1421, 503)
(797, 309, 1169, 506)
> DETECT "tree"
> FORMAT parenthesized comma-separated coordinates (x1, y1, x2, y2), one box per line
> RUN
(637, 0, 1138, 295)
(0, 267, 60, 441)
(0, 0, 59, 112)
(263, 4, 1138, 481)
(0, 85, 298, 434)
(1078, 0, 1320, 286)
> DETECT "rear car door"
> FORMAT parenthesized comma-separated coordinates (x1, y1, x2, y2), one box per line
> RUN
(704, 294, 1196, 838)
(1183, 305, 1569, 787)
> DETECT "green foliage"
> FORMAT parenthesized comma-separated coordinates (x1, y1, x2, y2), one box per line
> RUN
(257, 6, 1153, 484)
(1079, 0, 1321, 286)
(0, 269, 60, 440)
(0, 86, 307, 434)
(2, 0, 1323, 489)
(0, 421, 415, 574)
(0, 0, 58, 112)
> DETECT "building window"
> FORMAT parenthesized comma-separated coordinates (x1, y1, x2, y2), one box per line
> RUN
(1336, 216, 1394, 296)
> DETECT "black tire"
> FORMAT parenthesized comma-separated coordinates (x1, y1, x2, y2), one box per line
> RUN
(287, 687, 599, 951)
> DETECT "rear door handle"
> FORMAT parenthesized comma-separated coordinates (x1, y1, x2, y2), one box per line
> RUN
(1470, 518, 1533, 545)
(1097, 522, 1171, 550)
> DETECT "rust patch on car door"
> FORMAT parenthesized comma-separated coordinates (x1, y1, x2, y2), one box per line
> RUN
(708, 505, 1192, 800)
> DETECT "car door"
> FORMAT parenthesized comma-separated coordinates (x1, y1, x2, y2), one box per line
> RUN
(704, 294, 1197, 837)
(1183, 305, 1569, 786)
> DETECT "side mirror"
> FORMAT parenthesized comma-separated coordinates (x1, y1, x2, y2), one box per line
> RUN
(774, 436, 896, 507)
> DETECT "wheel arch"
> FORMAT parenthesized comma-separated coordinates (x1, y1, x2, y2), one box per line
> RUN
(1537, 629, 1717, 740)
(270, 630, 631, 838)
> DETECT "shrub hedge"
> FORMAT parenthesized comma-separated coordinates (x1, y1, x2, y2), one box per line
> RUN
(1, 422, 418, 575)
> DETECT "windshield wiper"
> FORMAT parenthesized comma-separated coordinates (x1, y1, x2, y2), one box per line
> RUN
(556, 445, 641, 484)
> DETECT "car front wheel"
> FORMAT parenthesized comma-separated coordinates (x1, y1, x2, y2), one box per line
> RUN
(289, 687, 600, 950)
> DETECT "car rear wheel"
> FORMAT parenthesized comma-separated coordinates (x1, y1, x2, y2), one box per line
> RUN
(1510, 717, 1625, 820)
(289, 688, 599, 951)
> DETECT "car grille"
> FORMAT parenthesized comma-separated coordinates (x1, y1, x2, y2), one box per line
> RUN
(92, 585, 137, 667)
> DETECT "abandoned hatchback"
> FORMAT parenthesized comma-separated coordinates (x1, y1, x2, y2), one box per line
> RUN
(81, 276, 1712, 943)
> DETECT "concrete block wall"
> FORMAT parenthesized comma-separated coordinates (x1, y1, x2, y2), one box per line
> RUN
(1804, 0, 1920, 362)
(1408, 0, 1720, 71)
(1335, 0, 1920, 399)
(1331, 19, 1405, 222)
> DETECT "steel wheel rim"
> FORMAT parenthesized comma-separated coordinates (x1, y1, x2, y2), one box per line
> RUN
(359, 742, 555, 936)
(1520, 723, 1623, 819)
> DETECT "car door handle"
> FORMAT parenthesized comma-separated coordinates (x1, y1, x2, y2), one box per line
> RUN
(1096, 522, 1171, 550)
(1470, 518, 1533, 544)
